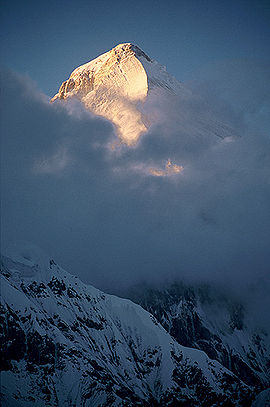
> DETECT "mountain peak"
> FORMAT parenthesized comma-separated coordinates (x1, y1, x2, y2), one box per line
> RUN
(112, 42, 152, 62)
(51, 43, 183, 144)
(51, 43, 233, 147)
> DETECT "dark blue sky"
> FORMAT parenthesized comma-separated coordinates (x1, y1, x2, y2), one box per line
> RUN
(1, 0, 270, 95)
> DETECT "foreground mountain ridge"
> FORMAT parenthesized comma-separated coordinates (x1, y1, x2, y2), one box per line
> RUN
(1, 249, 253, 406)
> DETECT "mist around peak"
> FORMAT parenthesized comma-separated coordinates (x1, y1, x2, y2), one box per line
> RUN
(1, 60, 270, 330)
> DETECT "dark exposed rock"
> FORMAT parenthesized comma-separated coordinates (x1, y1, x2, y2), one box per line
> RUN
(47, 277, 66, 295)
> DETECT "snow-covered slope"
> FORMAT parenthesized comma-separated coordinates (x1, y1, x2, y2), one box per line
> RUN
(1, 249, 253, 406)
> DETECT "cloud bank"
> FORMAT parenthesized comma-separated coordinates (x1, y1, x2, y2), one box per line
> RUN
(1, 68, 270, 300)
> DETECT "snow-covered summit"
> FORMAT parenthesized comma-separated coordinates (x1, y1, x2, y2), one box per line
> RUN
(51, 43, 187, 144)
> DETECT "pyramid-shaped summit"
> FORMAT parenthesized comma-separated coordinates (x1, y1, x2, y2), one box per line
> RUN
(51, 43, 183, 144)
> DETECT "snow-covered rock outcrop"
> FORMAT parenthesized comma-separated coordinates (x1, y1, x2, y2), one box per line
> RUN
(1, 248, 253, 406)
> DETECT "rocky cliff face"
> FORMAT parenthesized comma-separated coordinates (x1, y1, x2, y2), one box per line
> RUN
(1, 250, 254, 406)
(125, 282, 270, 394)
